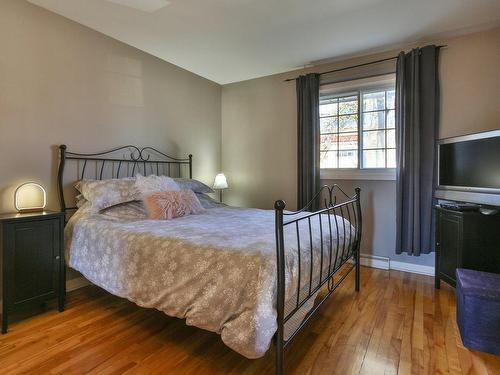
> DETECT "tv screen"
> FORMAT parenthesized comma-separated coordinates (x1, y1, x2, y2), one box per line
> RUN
(439, 134, 500, 190)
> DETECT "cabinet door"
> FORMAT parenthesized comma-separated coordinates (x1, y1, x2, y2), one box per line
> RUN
(438, 213, 461, 284)
(7, 219, 60, 305)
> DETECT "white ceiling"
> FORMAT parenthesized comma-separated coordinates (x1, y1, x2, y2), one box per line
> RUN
(29, 0, 500, 84)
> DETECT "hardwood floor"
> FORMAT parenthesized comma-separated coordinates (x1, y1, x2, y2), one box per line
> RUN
(0, 266, 498, 374)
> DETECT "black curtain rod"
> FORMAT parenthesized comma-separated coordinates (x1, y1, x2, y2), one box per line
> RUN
(284, 44, 446, 82)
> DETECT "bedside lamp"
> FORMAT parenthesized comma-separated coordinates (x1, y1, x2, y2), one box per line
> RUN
(213, 173, 228, 203)
(14, 182, 47, 213)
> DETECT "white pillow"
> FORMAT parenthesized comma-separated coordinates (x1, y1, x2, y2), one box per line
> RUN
(134, 174, 180, 198)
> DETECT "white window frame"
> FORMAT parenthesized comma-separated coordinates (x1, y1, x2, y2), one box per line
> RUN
(320, 74, 396, 181)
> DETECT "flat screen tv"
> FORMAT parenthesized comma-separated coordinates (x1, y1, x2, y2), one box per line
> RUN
(435, 129, 500, 206)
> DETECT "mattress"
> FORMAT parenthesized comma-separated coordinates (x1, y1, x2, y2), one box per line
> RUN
(65, 200, 353, 358)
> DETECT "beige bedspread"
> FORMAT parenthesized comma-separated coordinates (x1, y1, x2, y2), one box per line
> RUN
(65, 201, 353, 358)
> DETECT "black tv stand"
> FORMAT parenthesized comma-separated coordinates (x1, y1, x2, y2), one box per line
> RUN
(434, 205, 500, 288)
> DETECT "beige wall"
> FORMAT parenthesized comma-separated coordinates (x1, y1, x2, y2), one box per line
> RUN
(0, 0, 222, 213)
(221, 74, 297, 209)
(221, 27, 500, 265)
(440, 28, 500, 138)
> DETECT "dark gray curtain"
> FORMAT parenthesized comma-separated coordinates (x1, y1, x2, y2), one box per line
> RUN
(297, 73, 320, 211)
(395, 45, 440, 256)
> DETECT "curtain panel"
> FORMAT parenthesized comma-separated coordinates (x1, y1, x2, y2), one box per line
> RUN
(296, 73, 321, 211)
(395, 45, 440, 256)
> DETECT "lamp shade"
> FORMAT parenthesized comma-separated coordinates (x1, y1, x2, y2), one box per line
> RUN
(213, 173, 228, 190)
(14, 182, 47, 212)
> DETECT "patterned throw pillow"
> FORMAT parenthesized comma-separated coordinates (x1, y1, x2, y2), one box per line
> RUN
(76, 178, 138, 211)
(134, 174, 180, 198)
(174, 178, 214, 194)
(143, 190, 206, 220)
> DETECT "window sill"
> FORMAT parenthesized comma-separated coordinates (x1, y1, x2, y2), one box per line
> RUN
(320, 168, 396, 181)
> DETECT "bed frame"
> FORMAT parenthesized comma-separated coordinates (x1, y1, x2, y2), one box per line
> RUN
(274, 186, 361, 374)
(57, 144, 361, 375)
(57, 144, 192, 216)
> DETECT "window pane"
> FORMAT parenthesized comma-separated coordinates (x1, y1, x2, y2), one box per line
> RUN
(320, 134, 338, 151)
(339, 114, 358, 132)
(363, 111, 385, 130)
(363, 130, 385, 149)
(387, 109, 395, 128)
(387, 149, 396, 168)
(387, 129, 396, 148)
(363, 149, 386, 168)
(363, 91, 385, 111)
(339, 150, 358, 168)
(320, 151, 338, 168)
(386, 90, 395, 109)
(320, 85, 396, 170)
(338, 96, 358, 115)
(320, 116, 338, 133)
(320, 101, 338, 117)
(338, 132, 358, 150)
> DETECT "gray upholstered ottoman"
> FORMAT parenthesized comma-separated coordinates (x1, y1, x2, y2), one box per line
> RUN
(456, 268, 500, 355)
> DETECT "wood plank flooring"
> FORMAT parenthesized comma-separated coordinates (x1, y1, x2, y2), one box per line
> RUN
(0, 266, 498, 374)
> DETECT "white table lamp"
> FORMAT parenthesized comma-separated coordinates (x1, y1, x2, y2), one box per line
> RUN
(14, 182, 47, 213)
(213, 173, 228, 202)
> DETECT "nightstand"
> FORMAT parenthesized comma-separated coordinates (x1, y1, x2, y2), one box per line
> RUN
(0, 211, 65, 333)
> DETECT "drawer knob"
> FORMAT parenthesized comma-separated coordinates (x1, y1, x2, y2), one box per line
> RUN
(55, 255, 60, 260)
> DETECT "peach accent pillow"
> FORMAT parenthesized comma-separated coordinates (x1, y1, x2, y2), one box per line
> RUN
(143, 190, 205, 220)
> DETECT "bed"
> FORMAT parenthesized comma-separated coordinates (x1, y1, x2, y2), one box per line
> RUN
(57, 145, 362, 375)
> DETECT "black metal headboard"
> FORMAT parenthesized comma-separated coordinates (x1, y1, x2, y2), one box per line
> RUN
(57, 144, 192, 216)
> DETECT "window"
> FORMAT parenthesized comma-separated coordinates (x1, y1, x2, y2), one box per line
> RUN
(320, 84, 396, 173)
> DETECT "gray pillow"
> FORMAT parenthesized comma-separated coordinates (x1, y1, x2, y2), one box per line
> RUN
(195, 193, 224, 209)
(174, 178, 214, 194)
(75, 178, 138, 211)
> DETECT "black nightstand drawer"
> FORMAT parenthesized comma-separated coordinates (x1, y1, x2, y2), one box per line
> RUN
(1, 211, 65, 333)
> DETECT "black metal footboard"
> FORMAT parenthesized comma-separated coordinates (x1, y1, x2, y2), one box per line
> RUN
(273, 185, 362, 375)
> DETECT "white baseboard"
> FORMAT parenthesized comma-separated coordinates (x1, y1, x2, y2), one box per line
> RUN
(359, 253, 434, 276)
(66, 277, 90, 292)
(389, 260, 435, 276)
(359, 254, 390, 270)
